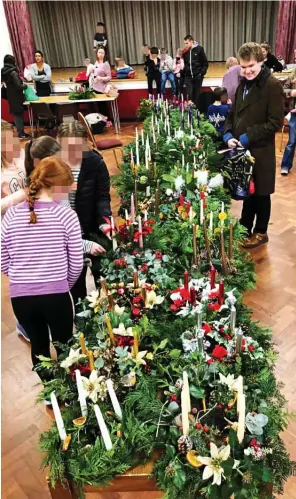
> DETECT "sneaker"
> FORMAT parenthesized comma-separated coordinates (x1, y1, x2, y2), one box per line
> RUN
(281, 167, 289, 176)
(243, 232, 269, 249)
(18, 133, 31, 140)
(16, 323, 30, 342)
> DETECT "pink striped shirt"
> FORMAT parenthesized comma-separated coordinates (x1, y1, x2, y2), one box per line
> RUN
(1, 201, 83, 298)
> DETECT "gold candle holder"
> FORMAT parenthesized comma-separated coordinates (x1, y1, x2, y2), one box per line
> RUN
(105, 314, 116, 345)
(220, 229, 228, 275)
(203, 218, 212, 264)
(229, 221, 233, 261)
(88, 350, 95, 371)
(192, 224, 198, 266)
(79, 332, 87, 355)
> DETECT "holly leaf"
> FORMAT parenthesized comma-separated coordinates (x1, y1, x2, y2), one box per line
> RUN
(169, 349, 182, 359)
(173, 468, 186, 489)
(165, 444, 176, 459)
(190, 385, 205, 399)
(221, 457, 234, 478)
(229, 428, 239, 448)
(262, 467, 273, 483)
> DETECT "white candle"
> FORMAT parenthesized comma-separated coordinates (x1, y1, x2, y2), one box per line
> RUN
(130, 149, 134, 164)
(125, 209, 129, 222)
(148, 146, 151, 161)
(167, 119, 170, 137)
(146, 186, 150, 197)
(130, 194, 135, 223)
(110, 216, 118, 250)
(221, 202, 225, 227)
(191, 125, 193, 137)
(189, 206, 193, 220)
(135, 127, 138, 140)
(182, 154, 185, 168)
(94, 404, 113, 450)
(164, 119, 167, 132)
(237, 394, 246, 444)
(196, 138, 200, 148)
(230, 306, 236, 331)
(75, 369, 88, 417)
(141, 129, 144, 145)
(157, 122, 160, 135)
(186, 163, 189, 173)
(106, 379, 122, 419)
(182, 140, 185, 149)
(138, 215, 143, 248)
(145, 150, 149, 170)
(182, 371, 191, 413)
(144, 210, 148, 222)
(136, 138, 139, 166)
(152, 126, 156, 144)
(193, 156, 196, 168)
(181, 390, 189, 436)
(50, 392, 67, 441)
(209, 211, 213, 231)
(200, 199, 204, 224)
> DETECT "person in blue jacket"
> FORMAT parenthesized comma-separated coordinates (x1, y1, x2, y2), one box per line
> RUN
(114, 57, 133, 79)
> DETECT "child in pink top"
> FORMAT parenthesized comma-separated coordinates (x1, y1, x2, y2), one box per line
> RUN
(173, 49, 185, 99)
(1, 120, 27, 216)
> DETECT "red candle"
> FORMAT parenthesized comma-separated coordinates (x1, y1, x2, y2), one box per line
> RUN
(219, 280, 224, 305)
(184, 270, 189, 291)
(190, 287, 196, 306)
(210, 266, 216, 289)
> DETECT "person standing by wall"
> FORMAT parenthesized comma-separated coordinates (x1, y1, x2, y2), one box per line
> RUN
(182, 35, 208, 108)
(146, 47, 161, 98)
(1, 55, 29, 139)
(281, 68, 296, 175)
(223, 42, 284, 249)
(222, 57, 242, 103)
(29, 50, 52, 97)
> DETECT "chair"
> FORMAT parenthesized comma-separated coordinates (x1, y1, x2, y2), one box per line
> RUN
(77, 112, 123, 168)
(30, 103, 57, 137)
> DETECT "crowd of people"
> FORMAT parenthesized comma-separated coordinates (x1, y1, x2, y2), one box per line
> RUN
(0, 38, 295, 386)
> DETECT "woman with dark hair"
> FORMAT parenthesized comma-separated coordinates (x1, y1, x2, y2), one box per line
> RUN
(90, 45, 111, 117)
(261, 43, 283, 73)
(29, 50, 52, 96)
(1, 55, 29, 139)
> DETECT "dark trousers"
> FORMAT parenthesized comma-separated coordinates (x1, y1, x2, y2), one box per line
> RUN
(14, 111, 24, 136)
(93, 90, 109, 118)
(174, 75, 184, 98)
(240, 194, 271, 235)
(11, 293, 74, 379)
(147, 72, 161, 95)
(184, 75, 202, 108)
(70, 265, 101, 313)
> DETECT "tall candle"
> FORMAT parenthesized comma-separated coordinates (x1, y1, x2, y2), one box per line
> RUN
(219, 280, 225, 305)
(190, 286, 196, 306)
(229, 222, 233, 260)
(110, 216, 118, 251)
(197, 329, 204, 354)
(144, 210, 148, 222)
(134, 180, 138, 210)
(167, 119, 170, 137)
(230, 306, 236, 331)
(192, 225, 198, 266)
(181, 390, 189, 436)
(189, 206, 193, 220)
(106, 379, 122, 419)
(141, 129, 144, 145)
(79, 332, 87, 355)
(94, 404, 113, 450)
(209, 211, 213, 232)
(200, 198, 204, 225)
(157, 122, 160, 135)
(88, 350, 95, 371)
(182, 154, 185, 168)
(193, 155, 196, 168)
(130, 194, 135, 223)
(182, 371, 191, 413)
(75, 369, 88, 417)
(130, 149, 134, 168)
(146, 185, 150, 197)
(155, 188, 160, 216)
(152, 126, 156, 144)
(135, 138, 139, 166)
(236, 328, 244, 354)
(197, 309, 203, 329)
(237, 394, 246, 444)
(153, 162, 157, 178)
(105, 314, 115, 345)
(145, 150, 149, 170)
(133, 269, 139, 289)
(184, 270, 189, 290)
(50, 392, 67, 441)
(133, 329, 139, 356)
(125, 209, 129, 222)
(191, 125, 193, 137)
(138, 215, 143, 248)
(210, 266, 216, 289)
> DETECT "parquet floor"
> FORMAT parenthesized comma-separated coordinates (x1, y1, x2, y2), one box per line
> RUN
(1, 124, 296, 499)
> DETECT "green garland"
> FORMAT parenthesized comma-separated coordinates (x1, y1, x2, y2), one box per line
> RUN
(38, 99, 294, 499)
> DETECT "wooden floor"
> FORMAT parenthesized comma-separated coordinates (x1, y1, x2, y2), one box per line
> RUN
(1, 124, 296, 499)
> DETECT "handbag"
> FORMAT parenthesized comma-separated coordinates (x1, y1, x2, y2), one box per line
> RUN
(24, 86, 39, 102)
(222, 148, 255, 200)
(105, 83, 119, 97)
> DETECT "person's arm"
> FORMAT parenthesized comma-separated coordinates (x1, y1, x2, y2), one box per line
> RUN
(239, 81, 284, 147)
(1, 189, 27, 215)
(101, 62, 111, 82)
(40, 64, 52, 82)
(11, 71, 27, 90)
(66, 212, 84, 289)
(1, 211, 12, 275)
(283, 72, 296, 97)
(199, 47, 209, 77)
(93, 38, 98, 49)
(94, 154, 112, 227)
(167, 56, 174, 72)
(180, 58, 184, 71)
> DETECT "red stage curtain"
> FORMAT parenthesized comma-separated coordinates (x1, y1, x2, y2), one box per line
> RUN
(3, 0, 35, 71)
(275, 0, 296, 63)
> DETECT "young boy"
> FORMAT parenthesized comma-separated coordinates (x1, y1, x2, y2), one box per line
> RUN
(146, 47, 161, 97)
(160, 48, 176, 97)
(207, 87, 231, 136)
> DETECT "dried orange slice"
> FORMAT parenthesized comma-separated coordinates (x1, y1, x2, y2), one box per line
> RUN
(73, 416, 87, 427)
(62, 434, 71, 452)
(186, 450, 203, 468)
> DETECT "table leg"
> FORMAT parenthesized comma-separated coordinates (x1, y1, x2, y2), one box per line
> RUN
(27, 104, 34, 137)
(111, 100, 120, 134)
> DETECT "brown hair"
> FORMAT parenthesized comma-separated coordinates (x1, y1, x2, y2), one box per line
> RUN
(226, 57, 238, 69)
(261, 43, 272, 54)
(96, 45, 107, 62)
(57, 120, 88, 139)
(238, 43, 264, 63)
(1, 120, 14, 170)
(28, 157, 73, 224)
(25, 136, 61, 177)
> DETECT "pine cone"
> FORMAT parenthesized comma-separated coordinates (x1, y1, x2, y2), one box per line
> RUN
(177, 435, 193, 454)
(242, 471, 253, 484)
(165, 464, 176, 477)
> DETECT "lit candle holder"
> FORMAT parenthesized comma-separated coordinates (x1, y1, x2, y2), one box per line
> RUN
(210, 266, 216, 289)
(184, 270, 189, 291)
(106, 379, 122, 419)
(138, 215, 143, 249)
(181, 390, 189, 436)
(133, 329, 139, 357)
(219, 280, 225, 305)
(105, 314, 115, 345)
(79, 332, 87, 355)
(94, 404, 113, 450)
(50, 392, 67, 441)
(230, 306, 236, 332)
(235, 328, 244, 354)
(88, 350, 95, 371)
(75, 369, 88, 417)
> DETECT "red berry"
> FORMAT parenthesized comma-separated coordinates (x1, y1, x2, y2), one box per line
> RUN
(180, 426, 183, 432)
(192, 408, 198, 415)
(195, 423, 202, 430)
(218, 403, 223, 409)
(203, 426, 210, 433)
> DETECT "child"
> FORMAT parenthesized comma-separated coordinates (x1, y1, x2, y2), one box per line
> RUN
(1, 158, 83, 380)
(146, 47, 161, 97)
(160, 48, 176, 97)
(207, 87, 232, 137)
(93, 22, 108, 50)
(173, 48, 185, 99)
(114, 57, 133, 78)
(142, 44, 150, 75)
(85, 57, 94, 87)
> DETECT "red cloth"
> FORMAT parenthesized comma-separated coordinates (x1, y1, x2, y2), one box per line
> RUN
(75, 71, 88, 82)
(275, 1, 296, 63)
(3, 1, 35, 71)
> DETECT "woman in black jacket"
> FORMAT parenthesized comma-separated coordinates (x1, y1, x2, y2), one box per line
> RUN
(1, 55, 30, 139)
(58, 121, 112, 307)
(261, 43, 283, 73)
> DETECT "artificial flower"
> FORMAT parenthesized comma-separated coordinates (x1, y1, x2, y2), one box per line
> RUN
(113, 323, 133, 336)
(132, 308, 141, 317)
(212, 345, 228, 360)
(219, 373, 242, 392)
(81, 370, 107, 403)
(60, 348, 87, 369)
(122, 371, 136, 387)
(198, 443, 230, 486)
(128, 350, 148, 366)
(146, 352, 154, 360)
(145, 290, 165, 309)
(114, 304, 125, 316)
(195, 169, 208, 186)
(208, 302, 220, 312)
(175, 175, 185, 192)
(219, 212, 227, 222)
(208, 173, 224, 189)
(166, 188, 173, 196)
(86, 290, 100, 309)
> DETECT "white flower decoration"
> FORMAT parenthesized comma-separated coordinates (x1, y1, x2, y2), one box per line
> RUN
(60, 348, 87, 369)
(128, 350, 148, 366)
(113, 323, 133, 336)
(86, 290, 100, 308)
(114, 304, 125, 316)
(208, 173, 224, 189)
(175, 175, 185, 192)
(145, 290, 164, 309)
(198, 443, 230, 486)
(81, 370, 107, 403)
(166, 188, 173, 196)
(195, 169, 209, 186)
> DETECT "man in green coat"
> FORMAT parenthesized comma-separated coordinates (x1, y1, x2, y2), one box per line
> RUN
(224, 42, 284, 249)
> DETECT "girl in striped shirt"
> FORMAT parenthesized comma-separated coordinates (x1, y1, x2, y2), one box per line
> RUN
(1, 158, 83, 380)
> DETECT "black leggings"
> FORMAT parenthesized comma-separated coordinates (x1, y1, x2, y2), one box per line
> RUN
(174, 75, 184, 98)
(147, 72, 161, 95)
(240, 194, 271, 235)
(11, 293, 74, 380)
(71, 265, 101, 313)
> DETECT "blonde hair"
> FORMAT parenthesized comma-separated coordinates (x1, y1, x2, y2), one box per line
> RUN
(1, 120, 14, 170)
(25, 136, 61, 177)
(27, 157, 73, 224)
(226, 57, 238, 69)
